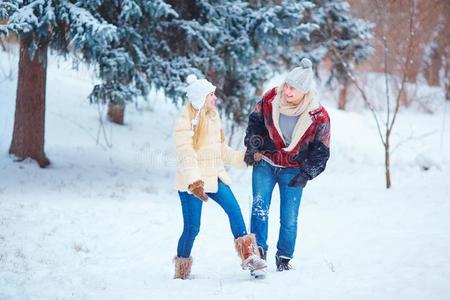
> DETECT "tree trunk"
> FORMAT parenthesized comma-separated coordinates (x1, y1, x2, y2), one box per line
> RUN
(446, 83, 450, 101)
(9, 38, 50, 168)
(338, 81, 348, 110)
(385, 136, 391, 189)
(425, 48, 442, 86)
(446, 62, 450, 101)
(107, 103, 125, 125)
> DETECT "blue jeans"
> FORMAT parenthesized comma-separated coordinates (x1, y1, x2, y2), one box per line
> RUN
(250, 160, 303, 258)
(177, 180, 248, 258)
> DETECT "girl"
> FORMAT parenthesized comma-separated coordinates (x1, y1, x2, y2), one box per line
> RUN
(172, 74, 266, 279)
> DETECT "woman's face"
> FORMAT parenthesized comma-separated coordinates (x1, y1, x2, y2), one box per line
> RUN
(283, 83, 305, 105)
(204, 91, 217, 111)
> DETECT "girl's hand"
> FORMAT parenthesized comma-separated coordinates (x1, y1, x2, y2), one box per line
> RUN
(188, 180, 208, 202)
(254, 152, 263, 162)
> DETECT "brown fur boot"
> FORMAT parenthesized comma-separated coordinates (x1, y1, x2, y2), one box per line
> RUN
(173, 256, 193, 279)
(234, 234, 267, 276)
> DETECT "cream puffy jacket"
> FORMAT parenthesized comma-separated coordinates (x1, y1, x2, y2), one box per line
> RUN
(173, 106, 246, 193)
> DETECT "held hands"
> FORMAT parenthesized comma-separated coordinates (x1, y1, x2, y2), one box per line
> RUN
(254, 152, 263, 162)
(188, 180, 209, 202)
(244, 150, 263, 166)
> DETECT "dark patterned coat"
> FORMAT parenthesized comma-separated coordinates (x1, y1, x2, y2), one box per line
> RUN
(244, 87, 331, 187)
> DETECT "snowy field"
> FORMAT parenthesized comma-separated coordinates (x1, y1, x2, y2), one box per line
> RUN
(1, 50, 450, 300)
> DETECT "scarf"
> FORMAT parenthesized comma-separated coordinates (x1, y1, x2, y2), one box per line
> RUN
(278, 88, 315, 116)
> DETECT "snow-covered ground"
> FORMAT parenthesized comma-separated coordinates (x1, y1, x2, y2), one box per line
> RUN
(1, 50, 450, 300)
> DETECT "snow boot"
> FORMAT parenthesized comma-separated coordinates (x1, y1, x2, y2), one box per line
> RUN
(235, 234, 267, 278)
(275, 254, 293, 272)
(173, 256, 193, 279)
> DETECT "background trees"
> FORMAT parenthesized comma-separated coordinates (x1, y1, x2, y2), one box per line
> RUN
(1, 0, 374, 168)
(1, 0, 120, 166)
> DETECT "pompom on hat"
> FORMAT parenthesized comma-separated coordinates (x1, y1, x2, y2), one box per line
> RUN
(285, 58, 314, 93)
(185, 74, 216, 110)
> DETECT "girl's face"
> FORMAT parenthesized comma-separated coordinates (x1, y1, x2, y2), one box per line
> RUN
(204, 91, 217, 111)
(283, 83, 305, 105)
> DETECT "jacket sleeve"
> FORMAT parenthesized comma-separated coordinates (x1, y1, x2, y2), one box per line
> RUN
(244, 100, 266, 165)
(173, 108, 202, 187)
(221, 143, 247, 169)
(289, 117, 331, 187)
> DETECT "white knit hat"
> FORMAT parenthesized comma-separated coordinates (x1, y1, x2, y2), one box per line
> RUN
(185, 74, 216, 110)
(285, 58, 314, 93)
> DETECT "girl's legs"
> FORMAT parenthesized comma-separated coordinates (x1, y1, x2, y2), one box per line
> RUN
(177, 191, 203, 258)
(208, 180, 267, 276)
(207, 180, 247, 238)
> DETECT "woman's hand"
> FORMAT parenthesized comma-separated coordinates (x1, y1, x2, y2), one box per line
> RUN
(188, 180, 208, 202)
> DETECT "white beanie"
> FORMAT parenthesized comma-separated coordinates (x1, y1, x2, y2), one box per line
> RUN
(285, 58, 314, 93)
(185, 74, 216, 110)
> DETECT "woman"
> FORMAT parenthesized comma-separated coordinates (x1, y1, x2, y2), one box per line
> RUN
(172, 74, 266, 279)
(244, 58, 331, 271)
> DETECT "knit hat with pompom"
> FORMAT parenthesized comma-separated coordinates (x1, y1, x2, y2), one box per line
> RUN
(185, 74, 216, 110)
(285, 58, 315, 93)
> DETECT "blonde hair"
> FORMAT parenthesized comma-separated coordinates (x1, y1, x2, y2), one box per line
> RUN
(187, 103, 225, 150)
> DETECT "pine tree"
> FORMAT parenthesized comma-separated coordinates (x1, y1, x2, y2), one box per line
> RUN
(160, 0, 372, 121)
(1, 1, 114, 167)
(0, 0, 176, 166)
(163, 0, 318, 124)
(86, 0, 179, 124)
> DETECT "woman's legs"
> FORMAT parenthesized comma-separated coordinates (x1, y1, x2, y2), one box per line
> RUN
(177, 191, 203, 258)
(207, 180, 247, 238)
(208, 180, 267, 276)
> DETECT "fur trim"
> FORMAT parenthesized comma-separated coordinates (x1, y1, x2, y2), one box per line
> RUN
(234, 234, 257, 266)
(234, 234, 255, 258)
(173, 256, 193, 280)
(234, 234, 267, 272)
